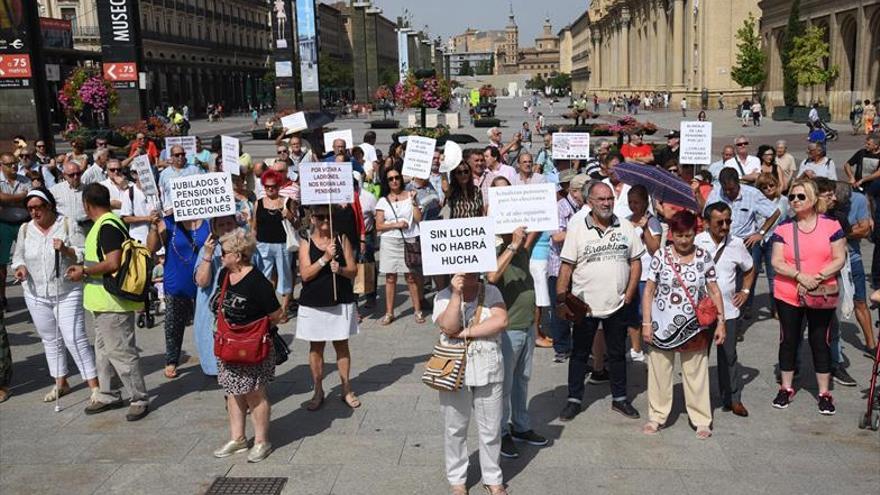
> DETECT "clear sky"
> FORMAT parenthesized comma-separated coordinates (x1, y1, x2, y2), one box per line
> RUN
(359, 0, 590, 46)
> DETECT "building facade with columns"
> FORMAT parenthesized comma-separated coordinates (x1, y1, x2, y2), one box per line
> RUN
(759, 0, 880, 122)
(587, 0, 759, 108)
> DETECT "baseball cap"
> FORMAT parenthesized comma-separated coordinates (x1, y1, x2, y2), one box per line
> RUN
(558, 168, 576, 184)
(570, 173, 590, 192)
(664, 130, 680, 138)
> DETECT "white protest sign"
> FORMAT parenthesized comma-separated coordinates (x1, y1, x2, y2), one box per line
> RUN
(299, 162, 355, 205)
(130, 154, 158, 198)
(164, 136, 197, 159)
(169, 172, 235, 221)
(488, 183, 558, 234)
(281, 111, 308, 135)
(441, 141, 462, 173)
(552, 132, 590, 160)
(220, 135, 240, 176)
(419, 217, 498, 276)
(359, 143, 378, 164)
(323, 129, 354, 152)
(679, 121, 712, 165)
(401, 135, 436, 179)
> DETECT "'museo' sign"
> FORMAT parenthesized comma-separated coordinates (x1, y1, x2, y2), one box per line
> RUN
(96, 0, 142, 61)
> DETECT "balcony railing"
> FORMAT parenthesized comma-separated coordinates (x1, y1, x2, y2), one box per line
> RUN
(72, 25, 101, 38)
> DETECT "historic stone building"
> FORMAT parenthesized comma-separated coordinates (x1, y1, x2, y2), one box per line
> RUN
(759, 0, 880, 121)
(517, 18, 561, 80)
(559, 9, 592, 94)
(587, 0, 760, 107)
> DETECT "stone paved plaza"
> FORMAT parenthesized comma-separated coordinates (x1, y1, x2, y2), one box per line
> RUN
(1, 98, 878, 494)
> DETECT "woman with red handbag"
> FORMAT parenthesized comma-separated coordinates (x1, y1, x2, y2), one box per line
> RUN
(641, 211, 725, 439)
(210, 229, 285, 463)
(769, 178, 847, 415)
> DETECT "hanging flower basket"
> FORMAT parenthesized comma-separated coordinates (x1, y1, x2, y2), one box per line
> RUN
(58, 67, 118, 137)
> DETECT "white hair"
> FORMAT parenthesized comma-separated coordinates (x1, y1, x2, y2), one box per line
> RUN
(487, 127, 499, 138)
(776, 140, 787, 148)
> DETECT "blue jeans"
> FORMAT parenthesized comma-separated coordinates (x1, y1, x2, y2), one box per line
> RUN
(501, 326, 535, 435)
(257, 242, 293, 295)
(568, 306, 629, 402)
(548, 276, 572, 354)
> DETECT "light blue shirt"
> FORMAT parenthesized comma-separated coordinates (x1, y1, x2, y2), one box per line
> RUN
(158, 164, 203, 210)
(705, 184, 779, 238)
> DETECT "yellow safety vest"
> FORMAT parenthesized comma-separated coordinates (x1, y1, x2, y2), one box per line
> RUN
(83, 212, 143, 312)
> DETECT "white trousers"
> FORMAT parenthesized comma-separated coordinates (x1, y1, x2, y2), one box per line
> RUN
(439, 381, 503, 486)
(25, 290, 96, 380)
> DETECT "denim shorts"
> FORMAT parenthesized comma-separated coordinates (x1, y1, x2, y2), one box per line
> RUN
(257, 242, 293, 295)
(850, 251, 867, 302)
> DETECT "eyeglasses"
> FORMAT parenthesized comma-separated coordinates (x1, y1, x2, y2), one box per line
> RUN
(736, 142, 749, 146)
(387, 176, 402, 182)
(264, 183, 279, 189)
(788, 193, 807, 202)
(172, 153, 186, 157)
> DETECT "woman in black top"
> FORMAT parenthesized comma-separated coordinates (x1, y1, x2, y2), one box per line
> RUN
(296, 205, 360, 411)
(252, 170, 295, 320)
(447, 161, 483, 219)
(210, 229, 284, 463)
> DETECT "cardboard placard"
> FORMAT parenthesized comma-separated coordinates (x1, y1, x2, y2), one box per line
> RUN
(299, 162, 355, 205)
(488, 183, 559, 234)
(323, 129, 354, 153)
(441, 141, 463, 173)
(401, 135, 436, 179)
(359, 142, 378, 164)
(220, 135, 240, 176)
(281, 111, 308, 135)
(679, 121, 713, 165)
(169, 172, 235, 221)
(552, 132, 590, 160)
(129, 154, 158, 197)
(419, 217, 498, 276)
(164, 136, 197, 159)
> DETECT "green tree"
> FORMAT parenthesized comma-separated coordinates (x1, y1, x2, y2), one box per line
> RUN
(458, 60, 473, 76)
(526, 75, 546, 90)
(788, 24, 839, 88)
(475, 59, 493, 75)
(781, 0, 804, 106)
(318, 57, 353, 90)
(549, 73, 571, 93)
(730, 12, 766, 97)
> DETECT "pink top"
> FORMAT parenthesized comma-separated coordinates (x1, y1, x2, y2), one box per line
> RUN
(770, 216, 844, 307)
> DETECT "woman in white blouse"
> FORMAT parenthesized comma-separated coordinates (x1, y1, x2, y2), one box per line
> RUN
(13, 188, 97, 403)
(433, 273, 509, 495)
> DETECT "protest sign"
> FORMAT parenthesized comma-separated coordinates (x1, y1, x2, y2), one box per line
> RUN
(130, 154, 158, 197)
(401, 135, 436, 179)
(164, 136, 197, 159)
(488, 183, 558, 234)
(281, 111, 308, 135)
(552, 132, 590, 160)
(299, 162, 355, 205)
(169, 172, 235, 222)
(323, 129, 354, 152)
(359, 143, 378, 164)
(420, 217, 498, 276)
(441, 141, 462, 173)
(679, 121, 712, 165)
(221, 135, 240, 175)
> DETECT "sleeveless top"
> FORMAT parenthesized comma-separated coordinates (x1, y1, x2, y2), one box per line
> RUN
(299, 237, 354, 307)
(449, 192, 483, 219)
(255, 197, 286, 243)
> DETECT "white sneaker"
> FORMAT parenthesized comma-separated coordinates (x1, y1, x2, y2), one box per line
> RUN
(629, 349, 646, 362)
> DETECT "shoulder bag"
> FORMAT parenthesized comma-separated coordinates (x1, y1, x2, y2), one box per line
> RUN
(792, 221, 839, 309)
(422, 284, 485, 392)
(213, 273, 271, 365)
(665, 247, 718, 328)
(388, 198, 422, 272)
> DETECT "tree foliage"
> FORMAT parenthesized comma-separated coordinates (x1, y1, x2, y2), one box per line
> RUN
(730, 12, 766, 94)
(781, 0, 804, 106)
(788, 24, 839, 87)
(548, 73, 572, 92)
(319, 57, 353, 89)
(525, 74, 546, 90)
(458, 60, 473, 76)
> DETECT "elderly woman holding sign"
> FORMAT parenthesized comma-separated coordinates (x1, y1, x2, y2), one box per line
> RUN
(375, 166, 425, 325)
(147, 204, 210, 379)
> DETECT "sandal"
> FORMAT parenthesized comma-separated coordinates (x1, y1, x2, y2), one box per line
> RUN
(342, 392, 361, 409)
(414, 311, 426, 324)
(642, 421, 661, 435)
(483, 485, 508, 495)
(380, 314, 395, 326)
(535, 337, 554, 348)
(696, 426, 712, 440)
(306, 391, 325, 411)
(164, 365, 178, 379)
(43, 384, 71, 403)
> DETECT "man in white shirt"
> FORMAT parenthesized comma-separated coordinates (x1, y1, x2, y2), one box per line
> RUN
(723, 136, 761, 184)
(696, 202, 755, 417)
(99, 159, 130, 215)
(120, 172, 160, 244)
(798, 142, 837, 180)
(556, 180, 644, 422)
(81, 149, 110, 186)
(50, 161, 90, 237)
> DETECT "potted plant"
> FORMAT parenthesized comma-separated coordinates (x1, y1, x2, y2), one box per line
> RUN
(58, 67, 119, 143)
(395, 71, 452, 128)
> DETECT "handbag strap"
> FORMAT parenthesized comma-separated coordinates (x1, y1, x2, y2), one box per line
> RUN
(386, 197, 408, 243)
(664, 247, 699, 311)
(713, 238, 728, 265)
(792, 221, 802, 273)
(216, 272, 230, 323)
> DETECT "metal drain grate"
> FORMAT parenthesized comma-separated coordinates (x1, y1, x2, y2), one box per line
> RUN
(205, 477, 287, 495)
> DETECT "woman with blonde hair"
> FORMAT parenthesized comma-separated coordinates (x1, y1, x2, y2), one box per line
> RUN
(211, 229, 285, 463)
(770, 178, 847, 415)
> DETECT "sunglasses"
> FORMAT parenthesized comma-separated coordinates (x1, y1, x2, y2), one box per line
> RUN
(387, 176, 402, 182)
(65, 172, 82, 178)
(714, 219, 733, 225)
(454, 169, 470, 176)
(788, 193, 807, 202)
(736, 142, 749, 146)
(107, 168, 121, 173)
(172, 153, 186, 157)
(264, 183, 279, 189)
(277, 150, 289, 153)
